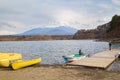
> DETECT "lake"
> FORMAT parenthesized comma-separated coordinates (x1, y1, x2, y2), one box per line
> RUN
(0, 40, 120, 64)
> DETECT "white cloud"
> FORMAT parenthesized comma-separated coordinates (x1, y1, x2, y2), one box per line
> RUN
(54, 9, 83, 25)
(98, 4, 112, 10)
(0, 0, 119, 35)
(0, 30, 16, 35)
(112, 0, 120, 5)
(0, 20, 34, 34)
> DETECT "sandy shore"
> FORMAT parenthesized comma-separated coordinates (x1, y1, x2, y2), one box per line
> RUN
(0, 65, 120, 80)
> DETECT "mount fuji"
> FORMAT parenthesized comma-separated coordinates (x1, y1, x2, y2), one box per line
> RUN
(19, 26, 78, 36)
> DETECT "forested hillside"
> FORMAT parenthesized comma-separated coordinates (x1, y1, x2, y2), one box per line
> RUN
(73, 15, 120, 41)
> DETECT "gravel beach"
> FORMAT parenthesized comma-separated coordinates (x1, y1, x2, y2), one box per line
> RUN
(0, 65, 120, 80)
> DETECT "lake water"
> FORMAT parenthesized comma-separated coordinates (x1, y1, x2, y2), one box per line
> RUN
(0, 40, 120, 65)
(0, 40, 108, 64)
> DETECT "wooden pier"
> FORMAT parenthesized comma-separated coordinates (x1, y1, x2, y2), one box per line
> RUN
(69, 49, 120, 69)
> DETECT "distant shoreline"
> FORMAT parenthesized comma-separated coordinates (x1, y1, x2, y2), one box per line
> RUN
(0, 35, 120, 42)
(0, 35, 73, 41)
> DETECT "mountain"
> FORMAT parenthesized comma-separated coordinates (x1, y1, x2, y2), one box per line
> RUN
(106, 15, 120, 38)
(73, 15, 120, 40)
(19, 26, 77, 36)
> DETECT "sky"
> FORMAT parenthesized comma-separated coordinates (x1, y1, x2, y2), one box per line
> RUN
(0, 0, 120, 35)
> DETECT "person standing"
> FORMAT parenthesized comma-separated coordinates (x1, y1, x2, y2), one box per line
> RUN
(79, 49, 83, 55)
(109, 41, 112, 50)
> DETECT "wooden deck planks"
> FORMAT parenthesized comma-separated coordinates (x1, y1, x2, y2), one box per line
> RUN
(69, 49, 120, 69)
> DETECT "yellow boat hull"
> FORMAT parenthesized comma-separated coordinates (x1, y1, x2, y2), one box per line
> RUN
(0, 59, 10, 67)
(12, 58, 42, 70)
(0, 53, 22, 67)
(0, 53, 22, 60)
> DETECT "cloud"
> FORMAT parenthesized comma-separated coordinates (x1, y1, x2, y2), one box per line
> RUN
(112, 0, 120, 5)
(0, 0, 119, 35)
(0, 20, 33, 34)
(53, 9, 85, 26)
(98, 4, 112, 10)
(0, 30, 16, 35)
(0, 22, 15, 28)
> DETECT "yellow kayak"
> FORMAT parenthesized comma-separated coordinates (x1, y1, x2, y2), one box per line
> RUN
(12, 58, 42, 70)
(0, 53, 22, 67)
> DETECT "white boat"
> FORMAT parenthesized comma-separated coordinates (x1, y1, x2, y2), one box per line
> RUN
(62, 54, 86, 64)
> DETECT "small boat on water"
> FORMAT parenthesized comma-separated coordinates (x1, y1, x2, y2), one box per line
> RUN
(62, 54, 86, 64)
(12, 58, 42, 70)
